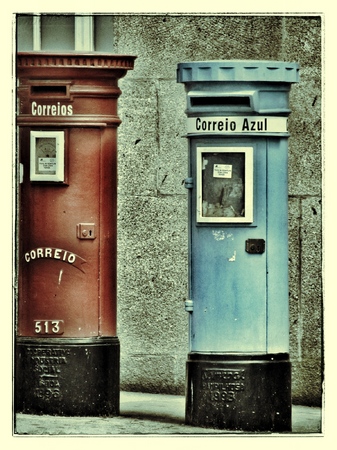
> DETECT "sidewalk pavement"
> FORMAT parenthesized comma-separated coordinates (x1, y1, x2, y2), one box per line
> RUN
(14, 391, 322, 436)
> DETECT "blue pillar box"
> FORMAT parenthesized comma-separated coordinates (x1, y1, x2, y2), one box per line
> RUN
(177, 60, 299, 432)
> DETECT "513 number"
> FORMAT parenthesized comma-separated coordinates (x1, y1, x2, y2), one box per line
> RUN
(34, 320, 64, 335)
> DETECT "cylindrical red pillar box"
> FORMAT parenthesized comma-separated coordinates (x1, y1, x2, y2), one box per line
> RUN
(15, 53, 135, 416)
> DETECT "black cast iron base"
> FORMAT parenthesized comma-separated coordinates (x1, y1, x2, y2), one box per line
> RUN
(185, 352, 291, 432)
(15, 336, 120, 416)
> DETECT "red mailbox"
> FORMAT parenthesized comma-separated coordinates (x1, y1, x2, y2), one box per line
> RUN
(15, 52, 135, 416)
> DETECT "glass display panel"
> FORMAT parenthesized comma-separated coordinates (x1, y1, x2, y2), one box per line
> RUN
(94, 16, 115, 51)
(35, 137, 57, 175)
(196, 147, 253, 223)
(16, 15, 34, 51)
(41, 15, 74, 51)
(30, 131, 65, 182)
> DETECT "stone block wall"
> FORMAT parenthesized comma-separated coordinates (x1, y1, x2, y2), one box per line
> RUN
(113, 14, 322, 405)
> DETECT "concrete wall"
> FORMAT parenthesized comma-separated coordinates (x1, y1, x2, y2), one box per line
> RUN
(113, 14, 322, 405)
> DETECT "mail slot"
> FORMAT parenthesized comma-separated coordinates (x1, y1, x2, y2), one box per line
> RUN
(15, 52, 135, 416)
(177, 60, 299, 431)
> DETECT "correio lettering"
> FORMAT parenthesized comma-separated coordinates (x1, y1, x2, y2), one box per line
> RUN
(31, 101, 73, 116)
(25, 247, 76, 264)
(195, 117, 236, 132)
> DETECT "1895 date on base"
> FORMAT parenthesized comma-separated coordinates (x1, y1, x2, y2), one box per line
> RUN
(34, 320, 64, 335)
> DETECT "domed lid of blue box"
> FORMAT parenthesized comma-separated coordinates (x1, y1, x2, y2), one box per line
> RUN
(177, 60, 299, 83)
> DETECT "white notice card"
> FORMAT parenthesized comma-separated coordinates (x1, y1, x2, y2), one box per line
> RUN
(39, 157, 57, 173)
(213, 164, 232, 178)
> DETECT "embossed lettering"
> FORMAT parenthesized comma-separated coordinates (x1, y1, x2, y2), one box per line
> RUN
(29, 346, 70, 401)
(201, 369, 246, 404)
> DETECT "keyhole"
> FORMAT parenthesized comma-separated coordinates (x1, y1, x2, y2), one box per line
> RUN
(89, 230, 92, 236)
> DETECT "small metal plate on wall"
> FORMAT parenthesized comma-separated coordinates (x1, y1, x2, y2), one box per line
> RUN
(77, 223, 96, 239)
(245, 239, 265, 254)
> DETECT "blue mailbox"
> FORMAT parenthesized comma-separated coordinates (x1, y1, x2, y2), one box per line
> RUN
(177, 60, 299, 431)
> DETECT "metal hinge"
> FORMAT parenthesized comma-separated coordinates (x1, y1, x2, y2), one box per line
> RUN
(184, 177, 193, 189)
(20, 163, 24, 183)
(185, 299, 194, 312)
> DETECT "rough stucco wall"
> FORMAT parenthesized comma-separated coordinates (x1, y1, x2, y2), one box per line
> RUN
(284, 17, 322, 406)
(114, 14, 322, 405)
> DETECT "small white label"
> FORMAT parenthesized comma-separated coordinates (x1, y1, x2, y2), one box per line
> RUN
(39, 157, 56, 173)
(213, 164, 232, 178)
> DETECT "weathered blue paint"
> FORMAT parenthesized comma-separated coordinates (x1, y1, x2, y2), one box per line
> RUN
(178, 61, 299, 431)
(266, 137, 290, 353)
(189, 138, 268, 352)
(187, 136, 291, 353)
(177, 61, 299, 355)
